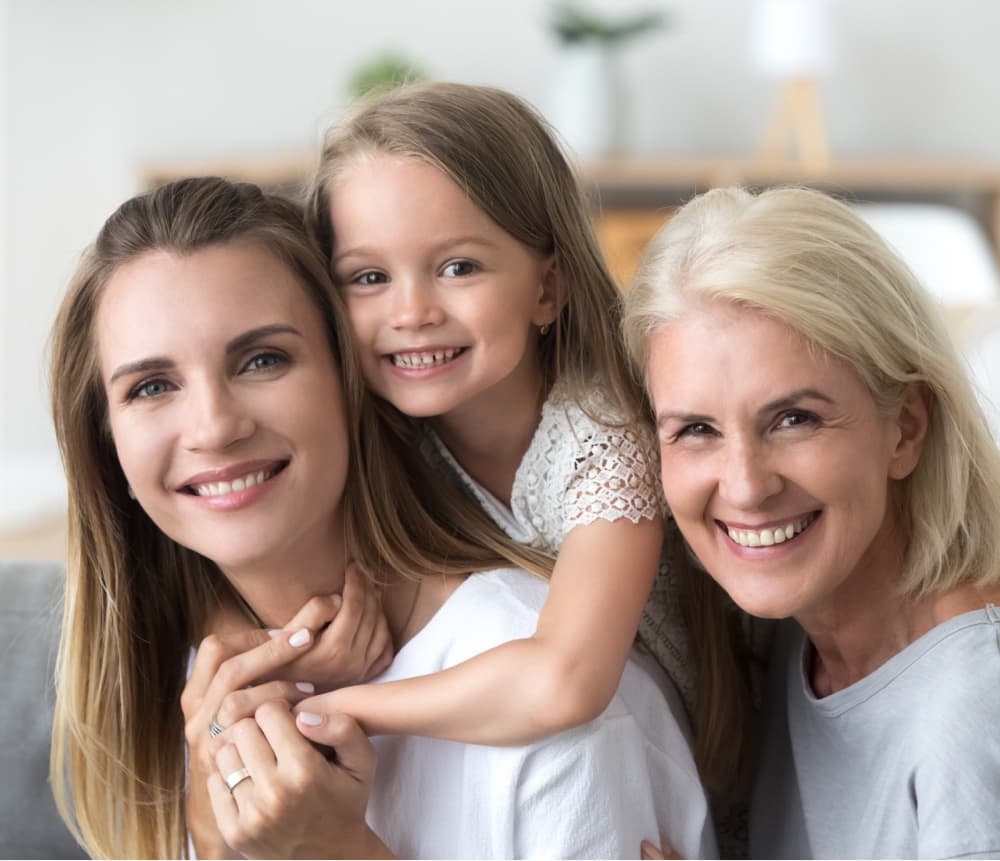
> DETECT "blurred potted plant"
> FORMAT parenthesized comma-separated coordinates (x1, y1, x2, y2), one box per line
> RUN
(347, 52, 429, 100)
(547, 3, 667, 158)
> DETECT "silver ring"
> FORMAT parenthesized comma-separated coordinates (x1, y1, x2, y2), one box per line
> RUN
(224, 767, 251, 792)
(208, 718, 225, 738)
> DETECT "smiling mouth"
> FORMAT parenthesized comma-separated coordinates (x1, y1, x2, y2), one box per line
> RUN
(184, 462, 287, 498)
(721, 512, 820, 548)
(389, 347, 466, 369)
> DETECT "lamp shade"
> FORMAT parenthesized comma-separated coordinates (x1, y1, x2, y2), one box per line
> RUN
(750, 0, 834, 77)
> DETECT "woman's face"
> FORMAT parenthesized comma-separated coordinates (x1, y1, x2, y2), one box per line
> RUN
(96, 242, 351, 574)
(646, 304, 920, 622)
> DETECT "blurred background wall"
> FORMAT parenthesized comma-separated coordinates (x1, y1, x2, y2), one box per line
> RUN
(3, 0, 1000, 541)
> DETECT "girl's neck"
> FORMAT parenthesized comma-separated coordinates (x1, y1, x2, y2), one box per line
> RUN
(431, 362, 547, 506)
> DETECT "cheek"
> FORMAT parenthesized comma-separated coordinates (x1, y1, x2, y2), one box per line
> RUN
(658, 451, 704, 517)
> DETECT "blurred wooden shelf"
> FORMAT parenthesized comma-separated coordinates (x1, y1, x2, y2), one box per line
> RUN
(141, 152, 1000, 287)
(0, 513, 67, 564)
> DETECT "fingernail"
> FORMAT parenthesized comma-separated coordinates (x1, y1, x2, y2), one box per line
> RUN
(296, 681, 315, 694)
(289, 628, 311, 648)
(298, 711, 323, 726)
(267, 629, 282, 638)
(331, 594, 343, 609)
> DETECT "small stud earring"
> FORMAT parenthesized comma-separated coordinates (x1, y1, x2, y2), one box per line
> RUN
(539, 323, 550, 336)
(127, 485, 136, 500)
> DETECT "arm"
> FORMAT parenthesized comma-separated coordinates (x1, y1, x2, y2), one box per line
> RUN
(298, 515, 663, 744)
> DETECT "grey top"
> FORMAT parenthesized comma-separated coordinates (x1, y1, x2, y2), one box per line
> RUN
(750, 606, 1000, 860)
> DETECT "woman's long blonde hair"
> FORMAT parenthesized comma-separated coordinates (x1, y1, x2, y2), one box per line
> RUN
(624, 185, 1000, 595)
(49, 176, 551, 859)
(306, 82, 750, 792)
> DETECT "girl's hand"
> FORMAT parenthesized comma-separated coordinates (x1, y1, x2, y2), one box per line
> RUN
(206, 700, 392, 859)
(182, 626, 319, 858)
(276, 562, 394, 692)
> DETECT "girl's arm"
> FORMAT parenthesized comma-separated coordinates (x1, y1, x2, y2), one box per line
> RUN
(297, 515, 662, 745)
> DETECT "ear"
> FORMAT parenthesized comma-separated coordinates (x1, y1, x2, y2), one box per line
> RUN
(888, 382, 933, 480)
(532, 255, 565, 328)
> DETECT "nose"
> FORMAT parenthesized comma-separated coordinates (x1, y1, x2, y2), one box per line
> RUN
(389, 277, 445, 330)
(181, 380, 255, 452)
(718, 437, 783, 510)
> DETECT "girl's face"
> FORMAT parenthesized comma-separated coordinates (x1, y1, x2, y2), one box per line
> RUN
(646, 304, 924, 624)
(96, 242, 351, 575)
(328, 155, 559, 427)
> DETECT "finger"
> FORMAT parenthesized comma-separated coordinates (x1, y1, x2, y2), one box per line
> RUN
(295, 711, 376, 782)
(204, 627, 314, 711)
(337, 562, 373, 650)
(363, 637, 394, 682)
(282, 593, 343, 636)
(215, 680, 316, 732)
(227, 715, 279, 790)
(214, 742, 254, 810)
(206, 769, 240, 843)
(254, 699, 320, 766)
(640, 838, 679, 860)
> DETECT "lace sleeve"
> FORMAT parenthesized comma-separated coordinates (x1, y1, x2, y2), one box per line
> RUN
(511, 388, 665, 550)
(563, 420, 663, 528)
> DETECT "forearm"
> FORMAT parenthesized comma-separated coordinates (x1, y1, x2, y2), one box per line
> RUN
(309, 636, 612, 745)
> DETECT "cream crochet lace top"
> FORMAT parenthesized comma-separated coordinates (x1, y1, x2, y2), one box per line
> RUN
(426, 378, 696, 714)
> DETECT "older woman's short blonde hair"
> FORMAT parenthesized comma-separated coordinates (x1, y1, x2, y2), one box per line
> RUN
(623, 185, 1000, 596)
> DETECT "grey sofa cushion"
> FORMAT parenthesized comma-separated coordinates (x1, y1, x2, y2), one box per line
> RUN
(0, 560, 87, 859)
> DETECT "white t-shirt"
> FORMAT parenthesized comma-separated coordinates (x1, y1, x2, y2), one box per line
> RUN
(366, 567, 716, 860)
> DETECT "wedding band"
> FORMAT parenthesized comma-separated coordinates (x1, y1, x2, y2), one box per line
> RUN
(208, 718, 225, 738)
(224, 767, 251, 792)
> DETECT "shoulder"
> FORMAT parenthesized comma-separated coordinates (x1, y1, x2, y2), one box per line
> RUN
(909, 608, 1000, 742)
(432, 568, 549, 663)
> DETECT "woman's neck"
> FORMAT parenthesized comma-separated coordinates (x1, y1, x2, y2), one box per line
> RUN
(220, 531, 351, 629)
(803, 572, 1000, 697)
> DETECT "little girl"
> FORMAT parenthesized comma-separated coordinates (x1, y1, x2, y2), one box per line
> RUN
(303, 83, 746, 789)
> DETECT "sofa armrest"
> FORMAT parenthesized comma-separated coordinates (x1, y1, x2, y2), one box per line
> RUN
(0, 559, 87, 858)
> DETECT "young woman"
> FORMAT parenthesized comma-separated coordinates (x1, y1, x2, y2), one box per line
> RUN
(624, 185, 1000, 859)
(49, 176, 714, 858)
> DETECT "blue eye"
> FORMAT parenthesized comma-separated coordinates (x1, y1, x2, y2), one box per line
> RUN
(442, 260, 478, 278)
(131, 379, 171, 400)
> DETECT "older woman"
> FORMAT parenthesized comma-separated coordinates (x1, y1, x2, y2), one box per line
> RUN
(623, 186, 1000, 859)
(49, 176, 713, 859)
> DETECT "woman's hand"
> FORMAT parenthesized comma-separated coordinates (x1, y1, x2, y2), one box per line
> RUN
(206, 700, 393, 859)
(641, 838, 682, 859)
(275, 562, 394, 692)
(182, 625, 320, 858)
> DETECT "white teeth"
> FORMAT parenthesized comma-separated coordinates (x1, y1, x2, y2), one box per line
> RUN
(726, 514, 816, 548)
(193, 468, 275, 498)
(391, 348, 461, 368)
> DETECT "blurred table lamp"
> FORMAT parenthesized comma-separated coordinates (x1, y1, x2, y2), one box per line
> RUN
(750, 0, 834, 171)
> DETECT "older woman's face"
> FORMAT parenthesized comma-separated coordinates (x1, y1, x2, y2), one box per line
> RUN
(647, 304, 920, 621)
(95, 243, 351, 575)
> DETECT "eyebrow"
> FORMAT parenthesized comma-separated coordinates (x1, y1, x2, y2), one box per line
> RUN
(332, 235, 502, 267)
(107, 323, 302, 386)
(656, 387, 835, 429)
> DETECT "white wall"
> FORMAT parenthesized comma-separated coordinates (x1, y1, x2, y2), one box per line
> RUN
(4, 0, 1000, 526)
